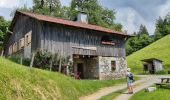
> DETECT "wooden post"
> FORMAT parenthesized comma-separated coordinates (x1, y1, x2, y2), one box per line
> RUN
(20, 57, 23, 65)
(1, 50, 4, 57)
(66, 65, 69, 75)
(59, 57, 62, 72)
(30, 53, 35, 68)
(50, 60, 53, 71)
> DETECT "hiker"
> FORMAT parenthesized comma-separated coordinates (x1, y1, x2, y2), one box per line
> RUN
(126, 68, 134, 94)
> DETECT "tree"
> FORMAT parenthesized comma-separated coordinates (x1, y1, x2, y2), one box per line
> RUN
(125, 34, 154, 56)
(0, 16, 10, 52)
(0, 16, 10, 42)
(154, 14, 170, 39)
(71, 0, 122, 31)
(33, 0, 62, 16)
(138, 24, 149, 35)
(125, 24, 154, 55)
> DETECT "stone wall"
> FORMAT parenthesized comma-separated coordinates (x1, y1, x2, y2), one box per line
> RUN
(99, 56, 127, 80)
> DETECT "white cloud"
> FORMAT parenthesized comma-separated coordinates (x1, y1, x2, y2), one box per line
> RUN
(0, 0, 20, 8)
(0, 0, 32, 8)
(158, 0, 170, 18)
(115, 7, 155, 35)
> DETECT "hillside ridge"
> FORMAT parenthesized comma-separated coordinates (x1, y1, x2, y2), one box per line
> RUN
(127, 34, 170, 74)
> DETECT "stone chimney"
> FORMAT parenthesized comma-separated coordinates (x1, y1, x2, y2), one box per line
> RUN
(77, 11, 88, 24)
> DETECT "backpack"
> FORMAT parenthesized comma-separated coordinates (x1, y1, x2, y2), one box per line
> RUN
(129, 73, 134, 81)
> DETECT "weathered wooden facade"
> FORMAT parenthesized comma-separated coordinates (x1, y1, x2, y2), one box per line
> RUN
(142, 58, 163, 74)
(5, 11, 130, 80)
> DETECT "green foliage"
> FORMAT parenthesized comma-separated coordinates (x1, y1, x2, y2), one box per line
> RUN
(155, 70, 167, 75)
(130, 87, 170, 100)
(33, 50, 71, 70)
(127, 34, 170, 74)
(126, 12, 170, 56)
(33, 0, 62, 16)
(71, 0, 122, 31)
(155, 13, 170, 40)
(0, 57, 126, 100)
(16, 0, 122, 31)
(125, 24, 155, 55)
(0, 16, 10, 42)
(138, 24, 149, 35)
(126, 34, 154, 55)
(7, 55, 21, 64)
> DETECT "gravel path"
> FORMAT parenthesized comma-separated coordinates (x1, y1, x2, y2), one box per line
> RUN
(79, 75, 170, 100)
(115, 75, 170, 100)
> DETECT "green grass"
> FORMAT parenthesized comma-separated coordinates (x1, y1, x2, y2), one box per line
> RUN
(0, 57, 126, 100)
(99, 88, 127, 100)
(127, 34, 170, 74)
(130, 85, 170, 100)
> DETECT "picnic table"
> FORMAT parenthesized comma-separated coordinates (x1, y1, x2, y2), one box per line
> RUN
(155, 77, 170, 88)
(160, 78, 170, 83)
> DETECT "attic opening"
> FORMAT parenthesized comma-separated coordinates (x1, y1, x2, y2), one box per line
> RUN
(101, 35, 116, 46)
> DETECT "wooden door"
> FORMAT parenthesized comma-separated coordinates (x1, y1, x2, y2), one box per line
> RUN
(77, 63, 84, 79)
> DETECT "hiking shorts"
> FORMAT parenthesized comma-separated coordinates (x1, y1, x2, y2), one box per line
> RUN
(127, 80, 133, 87)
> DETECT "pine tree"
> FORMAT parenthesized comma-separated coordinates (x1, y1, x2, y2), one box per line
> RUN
(138, 24, 149, 35)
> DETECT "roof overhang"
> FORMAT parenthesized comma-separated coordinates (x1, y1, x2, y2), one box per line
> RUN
(9, 11, 132, 37)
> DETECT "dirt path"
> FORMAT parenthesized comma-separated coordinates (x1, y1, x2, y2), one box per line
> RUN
(79, 75, 170, 100)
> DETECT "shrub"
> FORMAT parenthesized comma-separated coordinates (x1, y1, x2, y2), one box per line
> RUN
(8, 55, 21, 64)
(155, 70, 167, 75)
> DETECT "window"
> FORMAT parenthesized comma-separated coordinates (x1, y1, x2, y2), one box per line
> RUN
(13, 42, 17, 53)
(9, 45, 12, 55)
(101, 35, 116, 46)
(25, 31, 32, 46)
(111, 61, 116, 71)
(19, 38, 25, 49)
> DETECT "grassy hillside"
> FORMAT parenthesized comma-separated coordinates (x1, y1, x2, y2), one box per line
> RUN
(127, 34, 170, 74)
(0, 57, 126, 100)
(130, 85, 170, 100)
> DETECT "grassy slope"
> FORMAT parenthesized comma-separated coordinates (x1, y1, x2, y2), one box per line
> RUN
(130, 86, 170, 100)
(0, 57, 126, 100)
(127, 34, 170, 74)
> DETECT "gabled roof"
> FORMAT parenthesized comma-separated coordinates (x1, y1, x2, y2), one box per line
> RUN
(141, 58, 163, 63)
(10, 11, 131, 36)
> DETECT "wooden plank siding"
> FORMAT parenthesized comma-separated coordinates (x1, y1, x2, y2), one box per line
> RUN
(40, 22, 126, 57)
(6, 14, 126, 58)
(5, 14, 41, 57)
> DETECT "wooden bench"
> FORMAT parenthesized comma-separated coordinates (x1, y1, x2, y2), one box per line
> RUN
(155, 83, 169, 88)
(160, 78, 170, 83)
(155, 78, 170, 88)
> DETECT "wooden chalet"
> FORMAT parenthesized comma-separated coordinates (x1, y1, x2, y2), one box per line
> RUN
(5, 11, 130, 80)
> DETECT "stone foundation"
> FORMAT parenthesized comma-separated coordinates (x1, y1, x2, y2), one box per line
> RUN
(73, 56, 127, 80)
(99, 56, 127, 80)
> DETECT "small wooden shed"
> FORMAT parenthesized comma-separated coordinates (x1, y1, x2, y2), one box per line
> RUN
(141, 58, 163, 74)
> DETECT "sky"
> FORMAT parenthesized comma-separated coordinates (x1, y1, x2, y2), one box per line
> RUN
(0, 0, 170, 35)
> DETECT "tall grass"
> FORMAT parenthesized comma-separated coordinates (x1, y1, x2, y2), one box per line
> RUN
(0, 57, 126, 100)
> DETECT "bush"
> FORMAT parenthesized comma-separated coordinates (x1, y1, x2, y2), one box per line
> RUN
(155, 70, 167, 75)
(33, 50, 72, 71)
(7, 50, 72, 72)
(8, 55, 21, 64)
